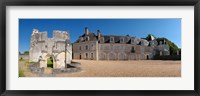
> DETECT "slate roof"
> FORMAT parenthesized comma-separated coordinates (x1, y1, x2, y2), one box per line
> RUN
(74, 32, 97, 43)
(101, 35, 133, 44)
(75, 32, 151, 46)
(156, 38, 166, 45)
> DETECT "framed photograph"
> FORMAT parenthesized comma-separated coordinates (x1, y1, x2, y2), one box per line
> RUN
(1, 0, 200, 96)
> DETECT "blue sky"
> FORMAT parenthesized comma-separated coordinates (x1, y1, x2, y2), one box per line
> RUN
(19, 19, 181, 53)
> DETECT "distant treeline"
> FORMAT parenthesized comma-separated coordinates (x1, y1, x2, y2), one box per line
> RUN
(145, 34, 181, 55)
(19, 51, 29, 55)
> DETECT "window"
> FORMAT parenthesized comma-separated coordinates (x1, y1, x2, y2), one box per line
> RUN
(131, 46, 135, 53)
(86, 36, 89, 41)
(110, 37, 114, 42)
(91, 44, 94, 50)
(79, 46, 81, 50)
(131, 39, 134, 44)
(91, 53, 94, 59)
(85, 45, 88, 50)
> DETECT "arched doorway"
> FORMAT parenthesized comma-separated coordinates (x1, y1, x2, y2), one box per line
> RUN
(146, 55, 149, 60)
(47, 57, 53, 68)
(79, 53, 82, 59)
(85, 53, 88, 59)
(91, 53, 94, 60)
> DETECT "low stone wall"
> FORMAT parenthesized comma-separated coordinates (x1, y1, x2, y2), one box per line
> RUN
(19, 54, 29, 59)
(29, 61, 81, 76)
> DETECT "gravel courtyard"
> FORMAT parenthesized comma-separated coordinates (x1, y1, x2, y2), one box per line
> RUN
(56, 60, 181, 77)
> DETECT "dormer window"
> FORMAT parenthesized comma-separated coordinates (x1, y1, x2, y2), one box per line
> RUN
(110, 37, 114, 43)
(120, 38, 124, 43)
(100, 37, 104, 43)
(131, 39, 134, 44)
(80, 37, 83, 41)
(159, 41, 162, 45)
(86, 36, 90, 41)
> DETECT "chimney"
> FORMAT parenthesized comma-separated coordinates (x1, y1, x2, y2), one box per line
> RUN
(85, 27, 89, 35)
(97, 30, 101, 39)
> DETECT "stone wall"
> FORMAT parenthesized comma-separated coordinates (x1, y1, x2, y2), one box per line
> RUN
(73, 41, 155, 60)
(154, 44, 170, 55)
(19, 54, 29, 59)
(98, 43, 154, 60)
(29, 29, 72, 69)
(73, 41, 97, 60)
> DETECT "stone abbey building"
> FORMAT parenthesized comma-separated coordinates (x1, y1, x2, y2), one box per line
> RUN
(73, 27, 170, 60)
(29, 29, 72, 69)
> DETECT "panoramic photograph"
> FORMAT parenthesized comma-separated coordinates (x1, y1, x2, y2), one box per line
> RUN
(19, 19, 181, 77)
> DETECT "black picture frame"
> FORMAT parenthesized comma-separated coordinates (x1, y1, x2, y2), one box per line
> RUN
(0, 0, 200, 96)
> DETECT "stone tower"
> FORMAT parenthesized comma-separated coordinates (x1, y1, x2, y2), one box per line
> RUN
(29, 29, 72, 69)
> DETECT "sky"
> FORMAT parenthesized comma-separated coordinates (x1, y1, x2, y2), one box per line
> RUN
(19, 19, 181, 53)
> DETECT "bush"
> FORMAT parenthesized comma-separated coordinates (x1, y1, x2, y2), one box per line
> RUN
(23, 51, 29, 55)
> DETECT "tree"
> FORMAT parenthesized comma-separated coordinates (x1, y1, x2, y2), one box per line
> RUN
(156, 37, 180, 55)
(23, 51, 29, 55)
(144, 34, 181, 55)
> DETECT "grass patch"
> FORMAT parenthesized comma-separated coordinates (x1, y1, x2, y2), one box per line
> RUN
(47, 57, 53, 68)
(29, 62, 36, 64)
(19, 69, 25, 77)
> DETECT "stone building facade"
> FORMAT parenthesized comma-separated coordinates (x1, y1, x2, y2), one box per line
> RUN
(73, 27, 170, 60)
(29, 29, 72, 69)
